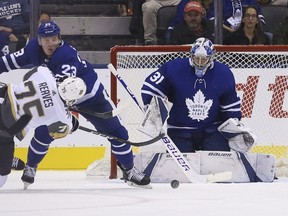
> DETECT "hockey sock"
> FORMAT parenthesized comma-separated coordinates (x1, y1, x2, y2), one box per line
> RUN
(27, 126, 54, 168)
(110, 127, 134, 170)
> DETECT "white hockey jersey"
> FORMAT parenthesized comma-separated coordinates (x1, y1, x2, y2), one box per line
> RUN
(1, 66, 72, 140)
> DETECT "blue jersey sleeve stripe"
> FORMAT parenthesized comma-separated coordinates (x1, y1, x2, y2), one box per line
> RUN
(10, 54, 21, 68)
(143, 82, 166, 98)
(220, 108, 241, 112)
(220, 100, 241, 109)
(2, 56, 12, 71)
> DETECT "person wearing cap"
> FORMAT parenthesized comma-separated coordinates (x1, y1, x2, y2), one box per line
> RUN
(168, 1, 214, 44)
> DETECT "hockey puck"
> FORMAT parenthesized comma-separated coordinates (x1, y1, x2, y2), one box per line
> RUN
(171, 180, 179, 189)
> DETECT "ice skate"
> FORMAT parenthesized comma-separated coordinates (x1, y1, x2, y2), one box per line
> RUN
(118, 162, 152, 189)
(21, 165, 36, 190)
(11, 157, 25, 170)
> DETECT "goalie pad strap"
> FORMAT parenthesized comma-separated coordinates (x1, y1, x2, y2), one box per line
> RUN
(143, 153, 162, 177)
(238, 152, 262, 182)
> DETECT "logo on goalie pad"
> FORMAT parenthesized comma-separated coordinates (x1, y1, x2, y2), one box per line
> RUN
(208, 152, 233, 157)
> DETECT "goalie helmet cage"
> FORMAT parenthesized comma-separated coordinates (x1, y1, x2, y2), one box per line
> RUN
(106, 45, 288, 179)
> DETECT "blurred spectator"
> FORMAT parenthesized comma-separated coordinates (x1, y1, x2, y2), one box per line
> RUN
(120, 0, 133, 16)
(270, 0, 287, 5)
(129, 0, 145, 42)
(169, 1, 214, 44)
(207, 0, 265, 34)
(38, 11, 51, 25)
(142, 0, 181, 45)
(0, 0, 30, 51)
(272, 15, 288, 45)
(0, 31, 10, 56)
(169, 0, 211, 28)
(257, 0, 271, 5)
(223, 5, 270, 45)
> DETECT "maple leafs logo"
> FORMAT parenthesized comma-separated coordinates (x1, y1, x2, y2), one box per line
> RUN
(185, 90, 213, 121)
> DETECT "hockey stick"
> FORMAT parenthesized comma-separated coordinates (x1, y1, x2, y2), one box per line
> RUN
(69, 101, 130, 119)
(79, 126, 165, 146)
(108, 63, 232, 183)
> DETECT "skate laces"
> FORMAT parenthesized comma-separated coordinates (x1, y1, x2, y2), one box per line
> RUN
(127, 167, 145, 181)
(23, 165, 36, 178)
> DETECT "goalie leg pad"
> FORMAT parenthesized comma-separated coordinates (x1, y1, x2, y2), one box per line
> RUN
(199, 151, 275, 182)
(134, 151, 276, 183)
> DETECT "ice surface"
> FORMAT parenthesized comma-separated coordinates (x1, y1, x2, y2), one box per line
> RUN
(1, 170, 287, 216)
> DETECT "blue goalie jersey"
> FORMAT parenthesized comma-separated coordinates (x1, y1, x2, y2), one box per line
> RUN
(141, 58, 242, 132)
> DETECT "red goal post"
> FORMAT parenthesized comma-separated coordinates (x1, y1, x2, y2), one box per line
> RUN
(108, 45, 288, 178)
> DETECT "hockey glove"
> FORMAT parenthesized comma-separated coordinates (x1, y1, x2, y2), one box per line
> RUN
(218, 118, 257, 153)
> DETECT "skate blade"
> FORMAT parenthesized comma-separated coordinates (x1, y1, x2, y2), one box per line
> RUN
(126, 181, 152, 189)
(23, 182, 32, 190)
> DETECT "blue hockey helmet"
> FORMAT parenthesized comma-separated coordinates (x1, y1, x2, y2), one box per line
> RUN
(37, 21, 61, 38)
(190, 37, 215, 78)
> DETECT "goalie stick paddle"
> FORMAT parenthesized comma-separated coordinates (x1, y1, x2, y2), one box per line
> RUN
(107, 63, 232, 183)
(79, 126, 165, 146)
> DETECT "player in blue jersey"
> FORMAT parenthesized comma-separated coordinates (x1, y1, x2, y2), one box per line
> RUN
(141, 37, 255, 153)
(0, 21, 151, 188)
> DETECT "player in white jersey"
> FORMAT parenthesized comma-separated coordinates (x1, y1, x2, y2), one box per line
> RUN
(0, 66, 79, 188)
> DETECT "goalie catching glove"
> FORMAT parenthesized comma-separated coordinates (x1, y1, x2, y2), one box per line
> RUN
(218, 118, 257, 153)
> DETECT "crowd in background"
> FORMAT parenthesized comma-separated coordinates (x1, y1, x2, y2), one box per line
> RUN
(128, 0, 288, 45)
(1, 0, 288, 57)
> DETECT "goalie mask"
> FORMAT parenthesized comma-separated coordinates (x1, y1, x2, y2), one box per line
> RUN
(190, 37, 215, 78)
(58, 77, 86, 106)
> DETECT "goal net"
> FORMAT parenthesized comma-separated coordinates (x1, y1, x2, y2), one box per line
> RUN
(92, 45, 288, 178)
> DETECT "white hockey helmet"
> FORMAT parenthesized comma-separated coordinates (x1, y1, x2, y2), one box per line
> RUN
(58, 77, 86, 105)
(190, 37, 215, 78)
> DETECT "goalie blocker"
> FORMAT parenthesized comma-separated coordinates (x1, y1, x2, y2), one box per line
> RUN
(134, 151, 276, 183)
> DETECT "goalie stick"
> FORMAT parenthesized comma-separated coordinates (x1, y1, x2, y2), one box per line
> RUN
(79, 126, 165, 146)
(108, 63, 232, 183)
